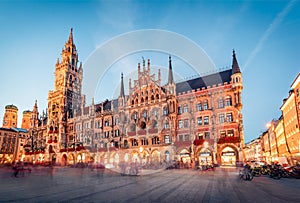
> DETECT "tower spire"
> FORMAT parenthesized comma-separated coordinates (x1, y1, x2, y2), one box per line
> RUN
(120, 73, 125, 97)
(168, 55, 174, 84)
(68, 28, 73, 44)
(232, 49, 241, 74)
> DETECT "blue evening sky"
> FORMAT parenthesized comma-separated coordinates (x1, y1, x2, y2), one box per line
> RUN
(0, 0, 299, 143)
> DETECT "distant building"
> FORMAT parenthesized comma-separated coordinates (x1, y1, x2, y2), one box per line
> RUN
(280, 73, 300, 165)
(0, 127, 27, 163)
(244, 138, 262, 162)
(249, 73, 300, 166)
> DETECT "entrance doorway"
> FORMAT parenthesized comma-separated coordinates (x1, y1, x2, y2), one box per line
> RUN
(221, 146, 236, 166)
(199, 148, 212, 166)
(179, 149, 191, 168)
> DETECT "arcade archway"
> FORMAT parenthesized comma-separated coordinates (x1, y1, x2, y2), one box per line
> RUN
(220, 146, 238, 166)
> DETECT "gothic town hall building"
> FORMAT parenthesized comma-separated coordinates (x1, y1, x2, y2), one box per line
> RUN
(24, 29, 244, 167)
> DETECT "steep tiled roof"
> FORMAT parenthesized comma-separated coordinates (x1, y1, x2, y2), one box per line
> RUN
(176, 69, 232, 94)
(103, 100, 111, 110)
(232, 50, 241, 74)
(95, 103, 102, 113)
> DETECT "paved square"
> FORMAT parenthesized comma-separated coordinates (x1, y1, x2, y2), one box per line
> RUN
(1, 166, 300, 202)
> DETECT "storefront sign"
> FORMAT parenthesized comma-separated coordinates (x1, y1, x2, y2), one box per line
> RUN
(222, 151, 235, 156)
(180, 153, 190, 157)
(200, 152, 211, 157)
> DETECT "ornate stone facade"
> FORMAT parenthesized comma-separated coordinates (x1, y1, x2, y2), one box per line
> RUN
(24, 29, 245, 167)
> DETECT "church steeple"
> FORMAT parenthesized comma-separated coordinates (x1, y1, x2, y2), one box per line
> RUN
(168, 55, 174, 84)
(120, 73, 125, 98)
(68, 28, 74, 44)
(232, 49, 241, 74)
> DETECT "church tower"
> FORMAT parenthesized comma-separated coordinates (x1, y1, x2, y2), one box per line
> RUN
(21, 110, 32, 130)
(230, 50, 245, 159)
(48, 28, 83, 151)
(2, 104, 18, 128)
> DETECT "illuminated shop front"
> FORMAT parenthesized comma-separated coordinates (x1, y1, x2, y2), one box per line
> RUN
(199, 149, 212, 165)
(221, 146, 236, 166)
(179, 149, 191, 163)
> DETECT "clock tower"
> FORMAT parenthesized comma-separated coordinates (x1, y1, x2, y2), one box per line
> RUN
(47, 28, 83, 156)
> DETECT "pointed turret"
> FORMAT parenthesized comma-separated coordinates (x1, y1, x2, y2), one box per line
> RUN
(68, 28, 74, 44)
(232, 49, 241, 74)
(31, 100, 39, 128)
(168, 55, 174, 84)
(120, 73, 125, 98)
(33, 100, 38, 113)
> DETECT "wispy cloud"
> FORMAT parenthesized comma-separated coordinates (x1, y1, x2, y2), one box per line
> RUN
(96, 1, 136, 31)
(244, 0, 296, 70)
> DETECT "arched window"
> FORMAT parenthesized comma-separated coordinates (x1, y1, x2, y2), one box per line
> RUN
(132, 112, 137, 121)
(143, 110, 147, 119)
(165, 150, 170, 161)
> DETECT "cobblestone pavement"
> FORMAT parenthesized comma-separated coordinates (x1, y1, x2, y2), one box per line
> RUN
(0, 166, 300, 203)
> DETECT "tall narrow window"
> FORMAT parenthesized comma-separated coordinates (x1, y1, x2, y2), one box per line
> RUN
(183, 104, 188, 113)
(178, 120, 183, 128)
(204, 116, 209, 125)
(178, 106, 182, 115)
(218, 99, 224, 108)
(219, 114, 225, 124)
(204, 100, 208, 110)
(163, 107, 168, 115)
(143, 110, 147, 119)
(184, 119, 189, 128)
(225, 96, 232, 106)
(197, 117, 202, 125)
(226, 113, 233, 122)
(197, 103, 202, 111)
(164, 135, 170, 144)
